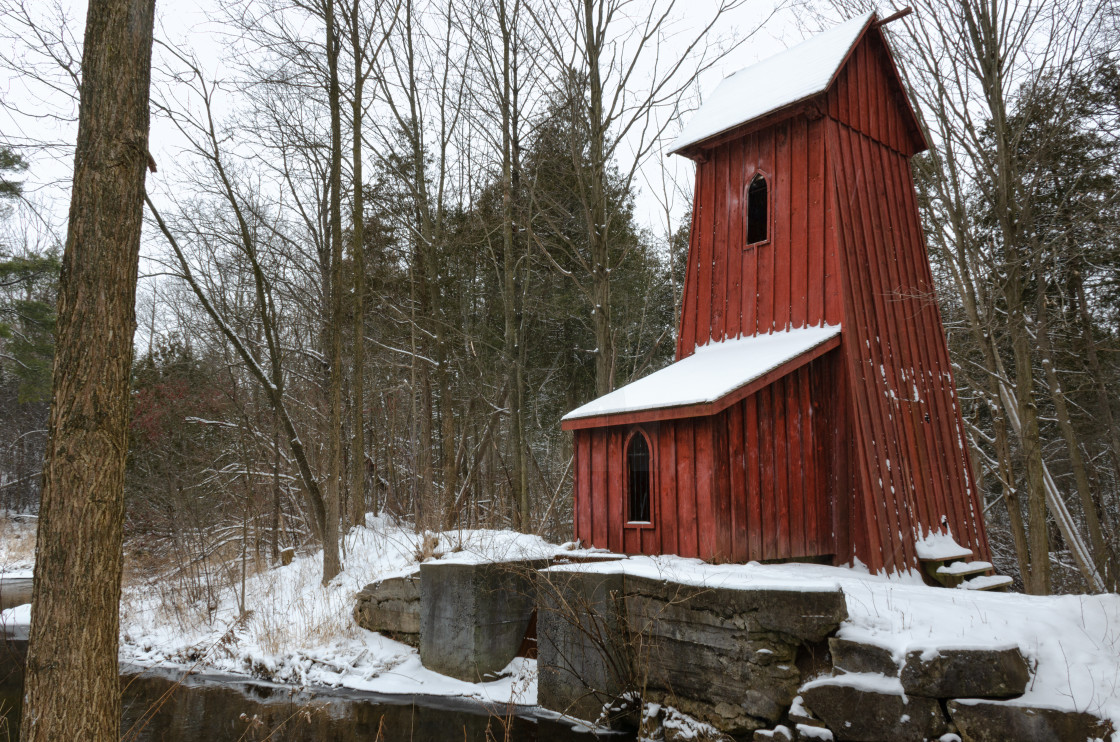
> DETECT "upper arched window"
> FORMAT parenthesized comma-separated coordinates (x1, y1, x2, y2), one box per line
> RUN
(746, 174, 769, 245)
(626, 431, 652, 523)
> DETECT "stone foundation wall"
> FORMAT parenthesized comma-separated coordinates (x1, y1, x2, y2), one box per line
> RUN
(535, 568, 847, 736)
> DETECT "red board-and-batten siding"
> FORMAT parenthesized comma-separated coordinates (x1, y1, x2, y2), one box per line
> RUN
(572, 353, 844, 563)
(569, 22, 991, 573)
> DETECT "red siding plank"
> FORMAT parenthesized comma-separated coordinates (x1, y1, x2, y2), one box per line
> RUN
(676, 421, 699, 558)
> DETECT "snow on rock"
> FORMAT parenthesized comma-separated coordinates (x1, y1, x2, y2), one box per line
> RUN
(669, 13, 872, 154)
(563, 324, 841, 421)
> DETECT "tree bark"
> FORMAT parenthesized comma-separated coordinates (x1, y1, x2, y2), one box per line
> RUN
(348, 0, 367, 528)
(21, 0, 155, 739)
(323, 0, 344, 584)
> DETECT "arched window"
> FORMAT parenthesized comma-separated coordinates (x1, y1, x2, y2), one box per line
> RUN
(626, 431, 652, 523)
(746, 173, 768, 245)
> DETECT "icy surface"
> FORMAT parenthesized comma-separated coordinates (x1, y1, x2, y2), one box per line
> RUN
(669, 13, 872, 154)
(563, 324, 841, 421)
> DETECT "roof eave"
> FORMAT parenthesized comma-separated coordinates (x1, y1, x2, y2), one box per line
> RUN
(561, 333, 841, 431)
(668, 13, 877, 160)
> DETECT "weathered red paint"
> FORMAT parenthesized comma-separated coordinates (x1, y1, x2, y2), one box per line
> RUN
(568, 17, 991, 574)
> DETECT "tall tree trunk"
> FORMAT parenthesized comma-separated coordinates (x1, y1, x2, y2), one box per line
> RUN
(323, 0, 343, 584)
(498, 0, 529, 530)
(349, 0, 367, 527)
(21, 0, 155, 738)
(583, 0, 614, 396)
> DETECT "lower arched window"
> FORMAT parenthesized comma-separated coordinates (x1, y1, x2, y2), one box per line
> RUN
(627, 431, 652, 523)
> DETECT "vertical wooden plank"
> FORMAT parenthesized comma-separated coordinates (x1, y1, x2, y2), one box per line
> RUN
(773, 377, 791, 559)
(712, 145, 729, 341)
(727, 137, 745, 339)
(787, 369, 806, 556)
(676, 420, 699, 558)
(575, 431, 590, 545)
(713, 416, 732, 562)
(728, 401, 748, 561)
(696, 160, 715, 347)
(757, 132, 775, 333)
(591, 428, 609, 548)
(790, 116, 809, 329)
(659, 424, 679, 556)
(694, 417, 717, 560)
(823, 137, 842, 325)
(742, 135, 759, 336)
(807, 118, 826, 326)
(745, 394, 763, 561)
(608, 428, 625, 552)
(757, 388, 776, 560)
(774, 122, 792, 331)
(828, 355, 850, 561)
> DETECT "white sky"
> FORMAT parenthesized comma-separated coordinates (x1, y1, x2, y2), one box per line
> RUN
(1, 0, 837, 232)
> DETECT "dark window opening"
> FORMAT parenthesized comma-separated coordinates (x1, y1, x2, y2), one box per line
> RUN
(747, 174, 768, 245)
(627, 433, 651, 523)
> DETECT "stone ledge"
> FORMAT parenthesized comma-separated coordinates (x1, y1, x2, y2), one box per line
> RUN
(900, 646, 1029, 699)
(947, 699, 1115, 742)
(799, 674, 948, 742)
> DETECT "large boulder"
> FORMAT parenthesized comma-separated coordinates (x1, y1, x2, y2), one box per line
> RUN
(353, 572, 421, 646)
(947, 699, 1115, 742)
(799, 674, 947, 742)
(900, 646, 1029, 699)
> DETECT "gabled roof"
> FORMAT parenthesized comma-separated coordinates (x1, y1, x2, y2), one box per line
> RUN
(668, 13, 874, 155)
(561, 325, 842, 430)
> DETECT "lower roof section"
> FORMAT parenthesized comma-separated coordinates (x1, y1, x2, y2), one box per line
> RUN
(561, 324, 842, 430)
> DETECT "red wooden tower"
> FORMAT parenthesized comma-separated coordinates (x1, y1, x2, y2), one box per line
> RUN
(561, 12, 992, 575)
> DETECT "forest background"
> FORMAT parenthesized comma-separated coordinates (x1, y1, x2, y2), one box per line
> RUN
(1, 0, 1118, 597)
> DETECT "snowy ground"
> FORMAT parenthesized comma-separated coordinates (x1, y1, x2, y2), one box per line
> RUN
(2, 518, 1119, 736)
(0, 513, 36, 579)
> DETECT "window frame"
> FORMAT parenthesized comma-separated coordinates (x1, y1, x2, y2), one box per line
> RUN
(624, 427, 655, 528)
(745, 170, 771, 249)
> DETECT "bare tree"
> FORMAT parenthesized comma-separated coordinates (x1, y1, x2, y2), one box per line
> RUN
(21, 0, 155, 740)
(529, 0, 763, 395)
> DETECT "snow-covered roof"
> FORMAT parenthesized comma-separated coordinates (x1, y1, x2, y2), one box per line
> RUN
(563, 324, 841, 422)
(668, 13, 874, 155)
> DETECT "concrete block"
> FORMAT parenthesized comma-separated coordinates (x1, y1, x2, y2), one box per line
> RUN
(418, 559, 543, 682)
(536, 568, 628, 725)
